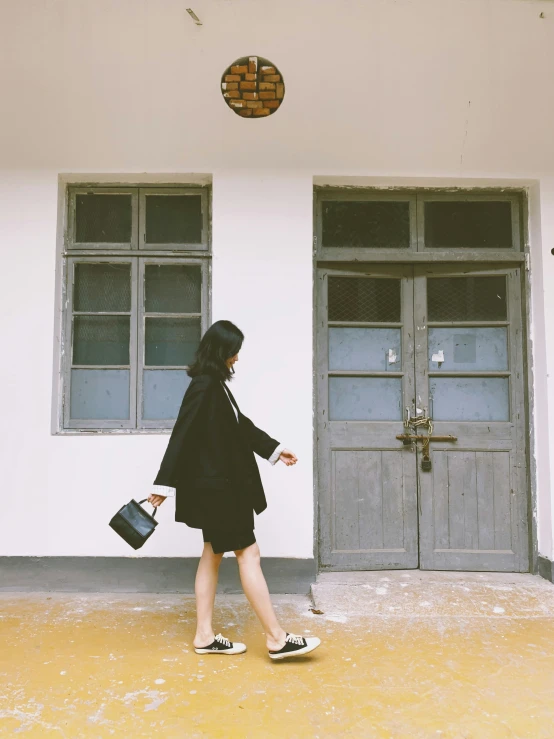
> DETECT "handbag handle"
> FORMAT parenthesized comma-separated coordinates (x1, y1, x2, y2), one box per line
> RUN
(138, 499, 157, 518)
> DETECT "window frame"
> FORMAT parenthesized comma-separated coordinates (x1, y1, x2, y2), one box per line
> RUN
(416, 192, 522, 254)
(137, 257, 209, 429)
(59, 183, 211, 434)
(315, 190, 418, 258)
(315, 188, 525, 263)
(63, 256, 139, 430)
(67, 187, 139, 250)
(138, 187, 209, 251)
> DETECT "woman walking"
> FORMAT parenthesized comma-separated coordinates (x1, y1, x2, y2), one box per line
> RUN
(148, 320, 320, 660)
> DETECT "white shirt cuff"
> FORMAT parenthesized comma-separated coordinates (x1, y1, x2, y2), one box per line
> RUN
(153, 484, 175, 497)
(268, 443, 286, 466)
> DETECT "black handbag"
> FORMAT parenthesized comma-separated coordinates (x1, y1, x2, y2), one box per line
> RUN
(109, 499, 158, 550)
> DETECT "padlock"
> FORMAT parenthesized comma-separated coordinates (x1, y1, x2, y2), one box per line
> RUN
(421, 458, 432, 472)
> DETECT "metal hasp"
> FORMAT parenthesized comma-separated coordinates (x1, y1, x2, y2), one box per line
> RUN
(396, 433, 458, 472)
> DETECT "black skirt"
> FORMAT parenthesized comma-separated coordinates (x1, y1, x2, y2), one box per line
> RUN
(202, 528, 256, 555)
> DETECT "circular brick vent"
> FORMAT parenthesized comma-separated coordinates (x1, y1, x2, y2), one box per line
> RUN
(221, 56, 285, 118)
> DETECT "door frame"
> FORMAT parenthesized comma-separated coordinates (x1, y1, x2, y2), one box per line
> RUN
(312, 187, 536, 574)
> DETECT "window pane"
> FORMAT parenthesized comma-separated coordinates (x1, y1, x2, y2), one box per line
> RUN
(145, 265, 201, 313)
(145, 195, 202, 245)
(74, 263, 131, 312)
(428, 277, 507, 322)
(329, 377, 402, 421)
(322, 201, 410, 248)
(429, 328, 508, 371)
(70, 369, 130, 419)
(430, 377, 509, 421)
(75, 194, 132, 243)
(424, 201, 513, 249)
(329, 328, 401, 371)
(329, 277, 401, 323)
(143, 370, 191, 420)
(73, 316, 130, 365)
(145, 317, 201, 366)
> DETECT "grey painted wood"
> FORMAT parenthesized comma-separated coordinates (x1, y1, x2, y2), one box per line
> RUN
(137, 257, 209, 429)
(476, 452, 495, 550)
(416, 192, 521, 253)
(68, 187, 139, 251)
(315, 192, 530, 575)
(138, 187, 209, 252)
(417, 266, 529, 572)
(64, 256, 137, 430)
(318, 249, 525, 263)
(317, 265, 419, 570)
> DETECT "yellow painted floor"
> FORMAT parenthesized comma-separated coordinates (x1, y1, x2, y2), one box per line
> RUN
(1, 572, 554, 738)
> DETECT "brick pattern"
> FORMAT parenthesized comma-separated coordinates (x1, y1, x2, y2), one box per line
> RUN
(222, 56, 284, 118)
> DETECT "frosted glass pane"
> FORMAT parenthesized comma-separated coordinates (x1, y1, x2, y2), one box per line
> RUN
(328, 277, 401, 322)
(145, 317, 201, 366)
(329, 377, 402, 421)
(145, 195, 202, 244)
(143, 370, 191, 420)
(428, 276, 507, 321)
(430, 377, 509, 421)
(70, 369, 130, 420)
(429, 328, 508, 371)
(425, 201, 513, 249)
(322, 201, 410, 248)
(75, 194, 132, 244)
(145, 265, 201, 313)
(329, 328, 401, 371)
(73, 316, 130, 365)
(74, 263, 131, 312)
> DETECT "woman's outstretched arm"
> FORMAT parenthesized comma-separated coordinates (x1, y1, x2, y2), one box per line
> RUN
(239, 415, 297, 466)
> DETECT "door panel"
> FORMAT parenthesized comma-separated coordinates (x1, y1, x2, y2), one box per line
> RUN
(317, 266, 418, 570)
(415, 266, 529, 572)
(317, 264, 529, 572)
(332, 450, 417, 554)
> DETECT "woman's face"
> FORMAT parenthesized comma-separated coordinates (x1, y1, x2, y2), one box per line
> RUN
(226, 353, 239, 370)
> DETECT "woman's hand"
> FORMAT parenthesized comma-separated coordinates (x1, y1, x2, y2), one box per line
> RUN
(279, 449, 298, 466)
(148, 494, 167, 507)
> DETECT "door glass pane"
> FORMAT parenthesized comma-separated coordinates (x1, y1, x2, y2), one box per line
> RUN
(322, 201, 410, 248)
(70, 369, 130, 419)
(428, 328, 508, 371)
(430, 377, 509, 421)
(145, 265, 201, 313)
(74, 263, 131, 312)
(143, 370, 191, 420)
(75, 194, 132, 243)
(428, 276, 507, 321)
(329, 277, 401, 322)
(329, 328, 401, 371)
(73, 316, 130, 365)
(329, 377, 402, 421)
(424, 201, 513, 249)
(145, 195, 202, 245)
(145, 317, 201, 366)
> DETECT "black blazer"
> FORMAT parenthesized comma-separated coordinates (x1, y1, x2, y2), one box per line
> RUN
(153, 373, 280, 531)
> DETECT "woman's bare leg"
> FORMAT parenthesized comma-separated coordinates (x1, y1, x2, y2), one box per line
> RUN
(193, 542, 224, 648)
(235, 542, 287, 651)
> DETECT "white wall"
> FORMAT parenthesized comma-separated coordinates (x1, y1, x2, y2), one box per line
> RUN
(1, 0, 554, 560)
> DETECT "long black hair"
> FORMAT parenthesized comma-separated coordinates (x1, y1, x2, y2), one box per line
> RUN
(187, 320, 244, 382)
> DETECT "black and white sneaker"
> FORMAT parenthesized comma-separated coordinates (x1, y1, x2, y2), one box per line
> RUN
(268, 632, 321, 660)
(194, 633, 247, 655)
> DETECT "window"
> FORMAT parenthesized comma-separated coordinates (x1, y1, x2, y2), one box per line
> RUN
(315, 191, 522, 256)
(61, 186, 210, 431)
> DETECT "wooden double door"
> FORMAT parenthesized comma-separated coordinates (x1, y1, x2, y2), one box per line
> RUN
(316, 264, 529, 571)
